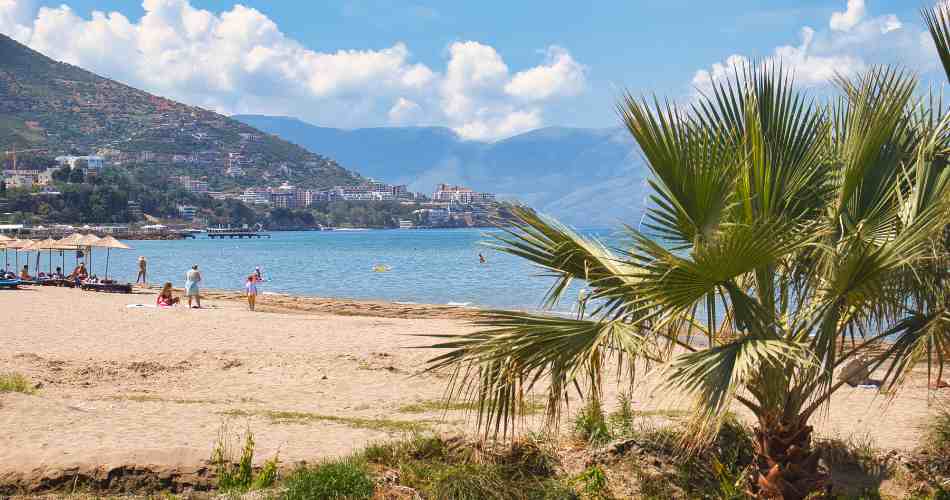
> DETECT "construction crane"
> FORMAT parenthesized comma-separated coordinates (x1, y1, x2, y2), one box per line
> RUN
(2, 147, 48, 171)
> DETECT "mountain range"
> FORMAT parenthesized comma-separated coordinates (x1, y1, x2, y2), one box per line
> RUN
(0, 34, 357, 189)
(0, 31, 647, 224)
(234, 115, 649, 226)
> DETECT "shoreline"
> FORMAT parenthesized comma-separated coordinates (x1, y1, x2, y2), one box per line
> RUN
(145, 285, 486, 320)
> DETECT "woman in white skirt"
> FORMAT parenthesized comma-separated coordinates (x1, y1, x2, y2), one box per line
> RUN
(184, 264, 202, 308)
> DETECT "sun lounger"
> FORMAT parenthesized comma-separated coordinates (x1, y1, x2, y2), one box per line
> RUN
(40, 278, 75, 288)
(0, 278, 21, 289)
(80, 282, 133, 294)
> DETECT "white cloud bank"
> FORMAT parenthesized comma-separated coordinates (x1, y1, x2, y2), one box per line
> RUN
(0, 0, 587, 140)
(693, 0, 935, 96)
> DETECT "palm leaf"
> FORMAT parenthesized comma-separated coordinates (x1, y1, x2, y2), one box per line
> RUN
(923, 3, 950, 84)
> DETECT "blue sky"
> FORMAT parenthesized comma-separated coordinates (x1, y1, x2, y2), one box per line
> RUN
(2, 1, 943, 139)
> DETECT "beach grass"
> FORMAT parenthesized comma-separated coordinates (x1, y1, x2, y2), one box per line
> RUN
(0, 372, 35, 394)
(219, 409, 441, 433)
(282, 459, 375, 500)
(397, 397, 546, 415)
(107, 394, 221, 404)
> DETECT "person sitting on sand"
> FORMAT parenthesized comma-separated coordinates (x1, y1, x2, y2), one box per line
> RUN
(68, 263, 88, 286)
(156, 282, 180, 307)
(53, 267, 64, 279)
(245, 274, 258, 311)
(184, 264, 202, 308)
(20, 265, 32, 281)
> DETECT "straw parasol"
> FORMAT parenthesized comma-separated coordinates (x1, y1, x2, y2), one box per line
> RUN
(95, 235, 132, 279)
(3, 239, 32, 272)
(74, 234, 102, 274)
(57, 233, 87, 272)
(32, 238, 74, 275)
(0, 235, 11, 271)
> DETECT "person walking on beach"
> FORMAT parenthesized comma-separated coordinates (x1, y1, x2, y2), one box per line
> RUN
(136, 256, 148, 286)
(184, 264, 202, 308)
(245, 274, 258, 311)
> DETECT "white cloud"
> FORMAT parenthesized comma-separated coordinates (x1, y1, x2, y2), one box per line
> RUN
(0, 0, 587, 141)
(388, 97, 421, 123)
(693, 1, 933, 97)
(830, 0, 865, 32)
(0, 0, 35, 42)
(505, 46, 586, 101)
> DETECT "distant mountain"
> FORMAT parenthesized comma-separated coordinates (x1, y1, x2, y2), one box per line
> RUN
(0, 34, 358, 189)
(235, 115, 649, 225)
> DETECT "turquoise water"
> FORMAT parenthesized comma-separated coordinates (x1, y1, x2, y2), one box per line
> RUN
(7, 229, 611, 311)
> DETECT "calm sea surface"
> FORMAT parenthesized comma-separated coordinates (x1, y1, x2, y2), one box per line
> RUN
(8, 229, 616, 311)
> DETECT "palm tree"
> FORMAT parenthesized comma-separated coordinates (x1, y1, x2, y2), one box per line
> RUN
(426, 7, 950, 499)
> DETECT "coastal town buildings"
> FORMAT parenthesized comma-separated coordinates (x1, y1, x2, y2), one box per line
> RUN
(175, 176, 209, 193)
(54, 155, 105, 173)
(432, 183, 496, 204)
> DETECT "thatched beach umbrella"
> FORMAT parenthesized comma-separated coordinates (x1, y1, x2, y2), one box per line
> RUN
(57, 233, 86, 272)
(0, 235, 12, 271)
(4, 239, 31, 272)
(33, 238, 73, 275)
(95, 235, 131, 279)
(77, 234, 101, 275)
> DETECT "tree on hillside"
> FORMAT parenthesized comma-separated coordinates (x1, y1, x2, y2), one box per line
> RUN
(426, 7, 950, 499)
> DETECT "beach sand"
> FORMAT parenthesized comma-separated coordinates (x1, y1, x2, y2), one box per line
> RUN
(0, 286, 944, 492)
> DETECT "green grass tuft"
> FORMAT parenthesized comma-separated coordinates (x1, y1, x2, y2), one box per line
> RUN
(281, 459, 374, 500)
(573, 400, 611, 445)
(210, 424, 279, 493)
(0, 372, 36, 394)
(220, 408, 438, 433)
(573, 465, 612, 500)
(425, 464, 520, 500)
(398, 397, 546, 415)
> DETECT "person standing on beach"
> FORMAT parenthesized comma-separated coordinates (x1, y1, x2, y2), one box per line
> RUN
(136, 256, 148, 286)
(184, 264, 202, 308)
(245, 274, 258, 311)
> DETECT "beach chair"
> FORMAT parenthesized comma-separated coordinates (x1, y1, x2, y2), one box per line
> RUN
(0, 277, 21, 289)
(81, 282, 133, 294)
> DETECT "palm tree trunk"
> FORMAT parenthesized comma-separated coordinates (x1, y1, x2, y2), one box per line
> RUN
(750, 416, 829, 499)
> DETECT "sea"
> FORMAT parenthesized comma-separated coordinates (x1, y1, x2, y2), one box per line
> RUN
(7, 228, 615, 312)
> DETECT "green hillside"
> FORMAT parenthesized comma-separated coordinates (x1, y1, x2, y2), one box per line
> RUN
(0, 34, 358, 189)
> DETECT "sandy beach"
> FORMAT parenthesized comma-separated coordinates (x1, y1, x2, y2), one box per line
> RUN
(0, 286, 944, 493)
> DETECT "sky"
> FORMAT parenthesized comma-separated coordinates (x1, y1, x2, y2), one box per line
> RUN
(0, 0, 944, 141)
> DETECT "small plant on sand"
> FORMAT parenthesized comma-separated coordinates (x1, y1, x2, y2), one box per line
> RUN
(911, 402, 950, 495)
(0, 372, 35, 394)
(574, 465, 612, 500)
(210, 424, 279, 493)
(574, 399, 611, 445)
(607, 393, 636, 437)
(281, 459, 374, 500)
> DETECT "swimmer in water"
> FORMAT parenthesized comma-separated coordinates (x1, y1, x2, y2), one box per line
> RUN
(479, 253, 486, 264)
(254, 266, 263, 281)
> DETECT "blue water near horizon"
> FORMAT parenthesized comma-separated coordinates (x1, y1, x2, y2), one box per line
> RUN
(5, 229, 616, 312)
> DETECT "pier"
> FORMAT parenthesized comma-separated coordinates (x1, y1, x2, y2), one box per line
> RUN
(206, 228, 271, 239)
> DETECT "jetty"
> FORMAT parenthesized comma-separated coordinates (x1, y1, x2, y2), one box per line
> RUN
(206, 227, 271, 239)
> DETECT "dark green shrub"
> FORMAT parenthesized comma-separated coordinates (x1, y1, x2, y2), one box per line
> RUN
(282, 459, 374, 500)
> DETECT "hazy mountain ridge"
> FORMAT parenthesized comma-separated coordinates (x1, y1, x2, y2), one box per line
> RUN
(234, 115, 649, 225)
